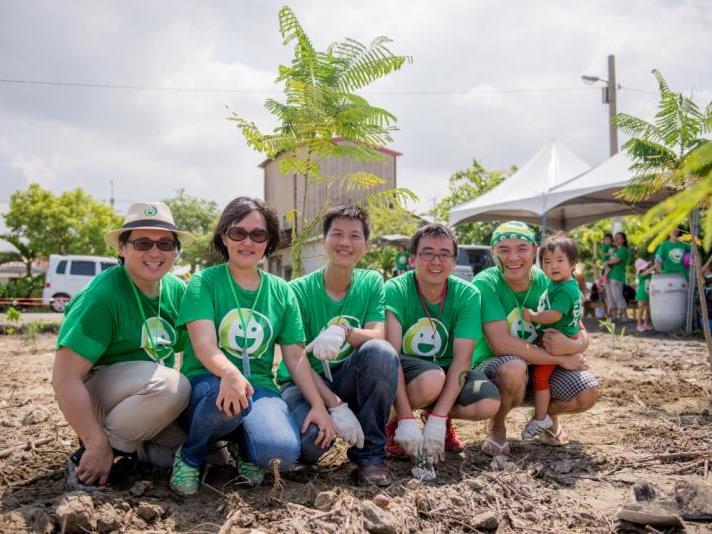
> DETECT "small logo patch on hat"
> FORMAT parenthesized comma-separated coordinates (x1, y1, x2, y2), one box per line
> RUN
(144, 206, 158, 216)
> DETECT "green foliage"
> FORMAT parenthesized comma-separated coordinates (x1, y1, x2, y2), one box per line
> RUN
(639, 141, 712, 251)
(162, 189, 220, 272)
(368, 205, 420, 239)
(358, 245, 398, 280)
(5, 306, 20, 325)
(3, 184, 122, 274)
(0, 275, 45, 300)
(431, 159, 514, 244)
(22, 320, 42, 342)
(229, 6, 414, 276)
(614, 70, 712, 203)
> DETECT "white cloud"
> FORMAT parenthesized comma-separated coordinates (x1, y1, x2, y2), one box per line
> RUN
(0, 0, 710, 217)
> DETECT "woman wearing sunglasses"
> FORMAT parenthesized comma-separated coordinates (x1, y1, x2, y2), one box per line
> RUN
(171, 196, 334, 496)
(52, 202, 193, 490)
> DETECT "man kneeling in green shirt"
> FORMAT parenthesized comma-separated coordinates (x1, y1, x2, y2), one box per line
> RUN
(278, 205, 399, 486)
(385, 224, 501, 465)
(52, 202, 192, 490)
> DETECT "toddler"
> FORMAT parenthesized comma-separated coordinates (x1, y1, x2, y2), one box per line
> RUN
(522, 233, 583, 439)
(634, 258, 655, 332)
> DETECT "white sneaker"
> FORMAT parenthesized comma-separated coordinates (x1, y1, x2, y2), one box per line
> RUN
(521, 415, 553, 440)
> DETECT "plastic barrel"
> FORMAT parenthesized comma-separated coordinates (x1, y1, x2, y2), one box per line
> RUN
(649, 273, 688, 332)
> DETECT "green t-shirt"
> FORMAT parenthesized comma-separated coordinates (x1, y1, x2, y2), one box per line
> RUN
(178, 264, 305, 391)
(56, 265, 187, 368)
(275, 268, 385, 384)
(535, 278, 582, 337)
(636, 272, 652, 302)
(472, 266, 550, 365)
(655, 240, 691, 276)
(384, 271, 482, 368)
(599, 243, 614, 265)
(608, 246, 629, 282)
(396, 252, 409, 270)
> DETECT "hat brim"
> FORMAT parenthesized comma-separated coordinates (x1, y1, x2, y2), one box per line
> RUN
(104, 227, 194, 248)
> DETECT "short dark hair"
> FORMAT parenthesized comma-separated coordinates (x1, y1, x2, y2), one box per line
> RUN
(603, 233, 613, 241)
(117, 230, 181, 265)
(210, 197, 281, 262)
(409, 224, 458, 257)
(322, 204, 370, 240)
(539, 233, 578, 265)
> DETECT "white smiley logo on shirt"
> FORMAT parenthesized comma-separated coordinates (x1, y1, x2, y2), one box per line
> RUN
(219, 309, 274, 358)
(403, 317, 449, 358)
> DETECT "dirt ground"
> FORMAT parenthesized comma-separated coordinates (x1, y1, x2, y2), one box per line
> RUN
(0, 327, 711, 533)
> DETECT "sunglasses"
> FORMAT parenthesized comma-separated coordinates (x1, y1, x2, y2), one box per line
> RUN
(127, 237, 178, 252)
(225, 226, 269, 243)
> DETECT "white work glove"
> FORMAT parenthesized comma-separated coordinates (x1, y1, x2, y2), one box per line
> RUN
(329, 403, 364, 448)
(305, 325, 346, 361)
(422, 414, 447, 464)
(394, 418, 423, 458)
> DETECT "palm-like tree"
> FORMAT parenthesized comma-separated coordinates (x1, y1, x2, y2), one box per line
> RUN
(230, 6, 415, 275)
(614, 69, 712, 204)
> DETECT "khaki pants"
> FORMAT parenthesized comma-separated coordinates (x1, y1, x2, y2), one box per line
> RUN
(84, 361, 190, 457)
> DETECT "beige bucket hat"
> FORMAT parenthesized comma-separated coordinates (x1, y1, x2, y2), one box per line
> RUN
(104, 201, 194, 248)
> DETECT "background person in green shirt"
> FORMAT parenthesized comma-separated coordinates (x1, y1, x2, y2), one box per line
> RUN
(395, 246, 410, 275)
(634, 258, 655, 332)
(52, 202, 193, 490)
(472, 221, 597, 456)
(171, 197, 334, 496)
(654, 228, 691, 278)
(278, 205, 399, 486)
(385, 224, 501, 465)
(606, 231, 630, 321)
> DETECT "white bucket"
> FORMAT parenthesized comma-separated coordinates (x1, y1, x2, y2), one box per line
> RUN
(649, 273, 688, 332)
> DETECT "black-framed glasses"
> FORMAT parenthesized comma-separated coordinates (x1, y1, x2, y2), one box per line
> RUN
(418, 251, 455, 262)
(226, 226, 269, 243)
(127, 237, 177, 252)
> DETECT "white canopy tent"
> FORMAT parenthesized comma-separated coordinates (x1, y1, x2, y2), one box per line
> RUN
(449, 144, 667, 231)
(531, 151, 667, 230)
(449, 140, 591, 228)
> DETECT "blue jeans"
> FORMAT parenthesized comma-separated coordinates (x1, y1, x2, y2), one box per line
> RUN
(181, 374, 301, 470)
(281, 339, 398, 466)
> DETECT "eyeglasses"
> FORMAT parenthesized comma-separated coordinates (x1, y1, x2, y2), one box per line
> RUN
(417, 251, 455, 262)
(226, 226, 269, 243)
(127, 237, 178, 252)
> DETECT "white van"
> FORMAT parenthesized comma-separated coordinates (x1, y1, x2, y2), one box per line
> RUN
(42, 254, 119, 312)
(452, 245, 495, 282)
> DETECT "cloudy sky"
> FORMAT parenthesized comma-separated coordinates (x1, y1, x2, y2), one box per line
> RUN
(1, 0, 711, 222)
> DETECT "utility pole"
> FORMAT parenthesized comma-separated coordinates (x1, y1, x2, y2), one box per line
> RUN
(583, 55, 621, 231)
(605, 54, 618, 157)
(110, 180, 114, 209)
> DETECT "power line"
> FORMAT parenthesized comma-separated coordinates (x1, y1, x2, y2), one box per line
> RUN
(0, 76, 604, 96)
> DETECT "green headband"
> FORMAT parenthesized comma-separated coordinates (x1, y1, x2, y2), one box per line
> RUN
(490, 221, 537, 247)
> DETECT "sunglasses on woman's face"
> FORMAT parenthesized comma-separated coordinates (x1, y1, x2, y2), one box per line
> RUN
(127, 237, 177, 252)
(225, 226, 269, 243)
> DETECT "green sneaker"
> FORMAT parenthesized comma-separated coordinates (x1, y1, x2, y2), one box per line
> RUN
(225, 442, 264, 488)
(170, 449, 200, 496)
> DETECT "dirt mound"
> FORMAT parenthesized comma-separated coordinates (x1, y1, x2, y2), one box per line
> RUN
(1, 333, 711, 533)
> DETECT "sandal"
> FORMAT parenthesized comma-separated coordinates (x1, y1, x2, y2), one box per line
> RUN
(481, 436, 510, 457)
(538, 425, 570, 446)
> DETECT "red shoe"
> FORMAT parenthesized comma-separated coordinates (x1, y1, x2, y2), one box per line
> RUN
(384, 419, 407, 459)
(421, 411, 464, 453)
